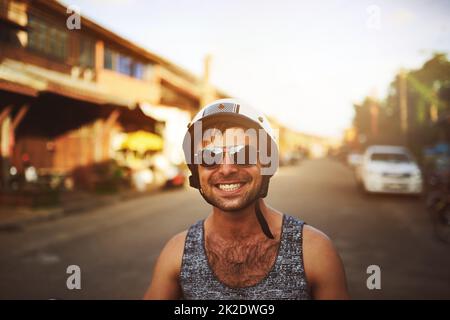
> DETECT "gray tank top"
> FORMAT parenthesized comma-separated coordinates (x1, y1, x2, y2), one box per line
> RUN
(180, 214, 311, 300)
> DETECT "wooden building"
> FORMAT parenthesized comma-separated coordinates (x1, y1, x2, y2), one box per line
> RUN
(0, 0, 226, 193)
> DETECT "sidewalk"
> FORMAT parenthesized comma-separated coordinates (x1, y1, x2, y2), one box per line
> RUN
(0, 206, 65, 231)
(0, 184, 165, 231)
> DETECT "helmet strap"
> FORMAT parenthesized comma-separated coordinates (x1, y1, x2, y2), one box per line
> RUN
(255, 199, 275, 239)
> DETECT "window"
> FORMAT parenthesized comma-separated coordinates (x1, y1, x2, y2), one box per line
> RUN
(118, 55, 131, 75)
(104, 47, 114, 70)
(27, 14, 68, 61)
(103, 45, 150, 79)
(79, 37, 95, 68)
(0, 27, 21, 47)
(132, 62, 146, 80)
(370, 153, 411, 163)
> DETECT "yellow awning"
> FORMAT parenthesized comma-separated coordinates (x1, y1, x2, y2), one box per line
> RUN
(121, 130, 163, 153)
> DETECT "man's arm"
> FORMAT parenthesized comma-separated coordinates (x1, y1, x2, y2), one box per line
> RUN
(143, 231, 187, 300)
(303, 225, 350, 299)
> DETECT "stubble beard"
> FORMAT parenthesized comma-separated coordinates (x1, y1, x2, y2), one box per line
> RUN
(202, 179, 262, 213)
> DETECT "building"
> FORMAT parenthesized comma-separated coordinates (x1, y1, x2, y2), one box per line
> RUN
(0, 0, 226, 199)
(268, 116, 339, 162)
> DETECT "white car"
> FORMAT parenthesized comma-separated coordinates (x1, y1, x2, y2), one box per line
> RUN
(356, 145, 423, 194)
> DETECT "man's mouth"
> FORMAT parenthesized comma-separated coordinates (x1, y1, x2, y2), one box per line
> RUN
(214, 182, 246, 192)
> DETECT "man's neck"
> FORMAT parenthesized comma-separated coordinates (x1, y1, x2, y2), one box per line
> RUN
(208, 199, 271, 240)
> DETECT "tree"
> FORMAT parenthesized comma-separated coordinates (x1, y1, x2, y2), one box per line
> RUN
(350, 53, 450, 160)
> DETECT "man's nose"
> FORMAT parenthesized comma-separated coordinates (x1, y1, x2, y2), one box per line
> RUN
(218, 153, 238, 175)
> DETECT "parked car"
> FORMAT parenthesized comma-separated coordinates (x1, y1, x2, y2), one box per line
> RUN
(356, 145, 423, 194)
(151, 154, 186, 189)
(347, 152, 363, 168)
(422, 115, 450, 242)
(163, 164, 186, 188)
(425, 154, 450, 222)
(280, 151, 303, 166)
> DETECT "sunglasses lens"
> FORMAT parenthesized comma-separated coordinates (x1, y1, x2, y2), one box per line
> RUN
(232, 145, 257, 166)
(199, 149, 223, 168)
(198, 145, 257, 168)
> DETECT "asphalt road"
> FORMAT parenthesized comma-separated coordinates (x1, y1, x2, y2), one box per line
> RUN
(0, 158, 449, 299)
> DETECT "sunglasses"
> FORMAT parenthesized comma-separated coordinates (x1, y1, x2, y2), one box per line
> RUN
(195, 144, 258, 168)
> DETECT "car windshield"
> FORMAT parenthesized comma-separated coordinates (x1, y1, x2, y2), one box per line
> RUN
(370, 152, 411, 163)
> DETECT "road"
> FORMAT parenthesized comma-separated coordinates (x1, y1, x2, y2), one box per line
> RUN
(0, 159, 449, 299)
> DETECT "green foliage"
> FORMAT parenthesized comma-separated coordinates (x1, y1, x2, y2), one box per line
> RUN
(351, 52, 450, 159)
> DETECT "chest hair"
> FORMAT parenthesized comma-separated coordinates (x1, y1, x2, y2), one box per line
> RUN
(205, 233, 280, 288)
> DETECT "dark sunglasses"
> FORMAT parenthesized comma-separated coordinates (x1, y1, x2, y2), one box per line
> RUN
(195, 144, 258, 168)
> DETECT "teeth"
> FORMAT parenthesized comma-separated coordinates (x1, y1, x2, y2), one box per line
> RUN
(218, 183, 242, 191)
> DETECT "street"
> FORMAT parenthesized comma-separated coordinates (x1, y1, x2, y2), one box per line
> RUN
(0, 159, 449, 299)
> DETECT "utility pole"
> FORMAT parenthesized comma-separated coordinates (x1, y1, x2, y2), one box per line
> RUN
(369, 100, 379, 138)
(201, 54, 214, 108)
(398, 69, 408, 135)
(369, 89, 379, 139)
(430, 81, 440, 123)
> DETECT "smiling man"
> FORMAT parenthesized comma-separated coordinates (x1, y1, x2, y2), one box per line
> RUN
(144, 99, 349, 300)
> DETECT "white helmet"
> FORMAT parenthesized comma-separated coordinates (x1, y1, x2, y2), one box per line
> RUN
(188, 98, 278, 144)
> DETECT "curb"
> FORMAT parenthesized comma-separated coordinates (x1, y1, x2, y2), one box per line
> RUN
(0, 185, 167, 231)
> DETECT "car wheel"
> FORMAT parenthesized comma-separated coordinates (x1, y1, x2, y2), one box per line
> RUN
(361, 179, 373, 195)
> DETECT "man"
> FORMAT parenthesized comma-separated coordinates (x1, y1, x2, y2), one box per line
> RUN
(144, 99, 349, 300)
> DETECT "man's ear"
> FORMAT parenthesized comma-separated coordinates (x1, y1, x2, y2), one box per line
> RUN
(188, 166, 200, 189)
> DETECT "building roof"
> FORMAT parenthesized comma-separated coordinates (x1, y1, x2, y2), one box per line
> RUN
(47, 0, 228, 98)
(0, 58, 134, 107)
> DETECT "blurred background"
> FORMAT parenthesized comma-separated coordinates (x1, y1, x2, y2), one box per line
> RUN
(0, 0, 449, 299)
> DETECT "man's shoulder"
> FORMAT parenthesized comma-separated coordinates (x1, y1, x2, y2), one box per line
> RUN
(302, 224, 343, 281)
(302, 224, 337, 258)
(164, 219, 205, 253)
(302, 224, 332, 245)
(164, 230, 189, 254)
(155, 230, 189, 277)
(300, 225, 350, 299)
(280, 215, 335, 254)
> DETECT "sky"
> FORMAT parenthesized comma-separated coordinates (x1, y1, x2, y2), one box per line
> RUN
(60, 0, 450, 138)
